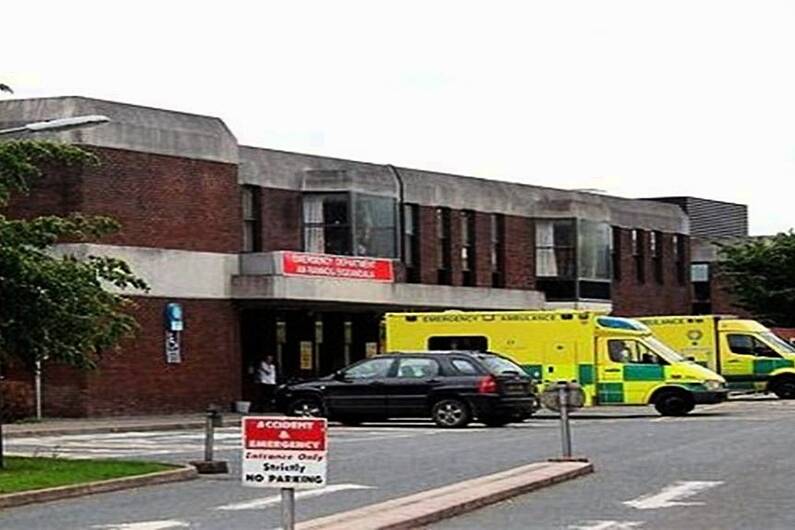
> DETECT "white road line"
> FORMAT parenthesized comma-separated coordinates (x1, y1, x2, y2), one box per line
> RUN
(568, 520, 644, 530)
(624, 481, 723, 510)
(91, 520, 189, 530)
(216, 484, 373, 511)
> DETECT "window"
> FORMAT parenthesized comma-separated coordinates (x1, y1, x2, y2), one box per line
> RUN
(673, 234, 686, 284)
(612, 227, 621, 281)
(428, 335, 488, 351)
(396, 358, 440, 379)
(607, 340, 663, 365)
(536, 220, 576, 278)
(436, 208, 452, 284)
(461, 211, 476, 286)
(632, 229, 645, 283)
(578, 220, 611, 280)
(242, 186, 262, 252)
(691, 263, 710, 282)
(490, 214, 505, 287)
(344, 358, 394, 379)
(727, 335, 779, 358)
(403, 204, 420, 282)
(651, 231, 663, 284)
(451, 359, 480, 375)
(303, 193, 397, 258)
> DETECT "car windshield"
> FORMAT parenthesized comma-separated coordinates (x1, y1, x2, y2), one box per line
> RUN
(476, 354, 525, 375)
(760, 332, 795, 354)
(645, 337, 687, 363)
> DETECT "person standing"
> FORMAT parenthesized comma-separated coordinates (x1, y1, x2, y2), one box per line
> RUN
(254, 355, 278, 412)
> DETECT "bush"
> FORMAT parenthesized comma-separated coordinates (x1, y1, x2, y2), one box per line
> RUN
(1, 381, 35, 421)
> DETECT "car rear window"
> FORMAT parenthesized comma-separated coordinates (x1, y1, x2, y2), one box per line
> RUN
(476, 354, 525, 375)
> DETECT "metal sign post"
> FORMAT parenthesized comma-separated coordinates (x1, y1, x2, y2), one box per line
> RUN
(557, 384, 573, 458)
(281, 488, 296, 530)
(242, 417, 328, 529)
(541, 382, 585, 460)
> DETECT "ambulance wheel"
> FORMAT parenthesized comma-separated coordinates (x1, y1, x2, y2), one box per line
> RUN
(431, 399, 471, 428)
(771, 376, 795, 399)
(287, 397, 324, 418)
(654, 391, 694, 416)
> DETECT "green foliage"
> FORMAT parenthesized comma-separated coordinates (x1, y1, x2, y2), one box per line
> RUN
(719, 233, 795, 327)
(0, 140, 148, 369)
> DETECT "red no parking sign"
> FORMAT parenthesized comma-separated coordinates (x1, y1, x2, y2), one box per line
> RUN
(241, 417, 328, 490)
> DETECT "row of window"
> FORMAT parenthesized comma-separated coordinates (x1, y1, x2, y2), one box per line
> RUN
(241, 187, 687, 294)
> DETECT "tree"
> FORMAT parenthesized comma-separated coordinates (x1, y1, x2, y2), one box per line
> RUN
(719, 233, 795, 327)
(0, 140, 148, 466)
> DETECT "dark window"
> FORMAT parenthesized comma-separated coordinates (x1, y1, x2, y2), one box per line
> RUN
(242, 186, 262, 252)
(536, 219, 576, 278)
(436, 208, 452, 284)
(303, 193, 397, 258)
(612, 227, 621, 281)
(651, 231, 663, 284)
(396, 358, 440, 378)
(727, 335, 779, 358)
(691, 262, 711, 303)
(673, 234, 686, 284)
(490, 214, 505, 287)
(632, 229, 645, 284)
(461, 211, 476, 286)
(403, 204, 420, 283)
(427, 335, 488, 351)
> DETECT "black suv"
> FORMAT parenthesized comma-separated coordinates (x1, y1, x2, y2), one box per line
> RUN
(274, 351, 539, 428)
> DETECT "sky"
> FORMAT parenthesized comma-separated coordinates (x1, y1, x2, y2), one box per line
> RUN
(5, 0, 795, 234)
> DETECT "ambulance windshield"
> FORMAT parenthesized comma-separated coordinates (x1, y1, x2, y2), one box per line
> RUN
(760, 332, 795, 354)
(645, 337, 687, 364)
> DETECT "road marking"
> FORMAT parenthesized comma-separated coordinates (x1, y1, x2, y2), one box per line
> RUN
(216, 483, 373, 511)
(92, 520, 189, 530)
(569, 521, 644, 530)
(624, 481, 722, 510)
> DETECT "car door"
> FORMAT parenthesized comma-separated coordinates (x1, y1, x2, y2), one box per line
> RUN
(324, 357, 395, 416)
(382, 357, 442, 417)
(595, 337, 629, 404)
(721, 334, 759, 389)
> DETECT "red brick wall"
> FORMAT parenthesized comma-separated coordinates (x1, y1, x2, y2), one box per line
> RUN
(474, 212, 492, 287)
(503, 216, 534, 290)
(260, 187, 302, 252)
(612, 228, 691, 316)
(9, 146, 242, 253)
(418, 206, 439, 284)
(708, 266, 752, 317)
(39, 297, 241, 417)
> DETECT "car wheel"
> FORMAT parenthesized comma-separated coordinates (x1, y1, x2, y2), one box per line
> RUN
(481, 416, 511, 428)
(771, 377, 795, 399)
(654, 391, 694, 416)
(287, 397, 324, 418)
(431, 398, 471, 428)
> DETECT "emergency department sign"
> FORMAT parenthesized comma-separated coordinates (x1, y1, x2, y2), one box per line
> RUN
(241, 417, 328, 489)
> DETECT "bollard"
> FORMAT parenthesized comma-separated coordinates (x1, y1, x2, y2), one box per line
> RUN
(190, 405, 229, 474)
(557, 383, 573, 458)
(282, 488, 296, 530)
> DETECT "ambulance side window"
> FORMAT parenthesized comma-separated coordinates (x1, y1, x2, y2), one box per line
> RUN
(608, 340, 662, 365)
(428, 336, 488, 351)
(728, 334, 779, 358)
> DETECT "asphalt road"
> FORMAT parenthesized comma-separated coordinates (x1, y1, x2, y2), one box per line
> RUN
(2, 397, 793, 529)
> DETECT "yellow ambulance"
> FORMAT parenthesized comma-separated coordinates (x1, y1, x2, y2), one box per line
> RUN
(384, 310, 727, 416)
(638, 315, 795, 398)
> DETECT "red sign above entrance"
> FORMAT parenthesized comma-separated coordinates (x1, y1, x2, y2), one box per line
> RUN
(282, 252, 394, 282)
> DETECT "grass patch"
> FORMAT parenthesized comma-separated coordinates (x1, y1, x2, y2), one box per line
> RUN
(0, 457, 174, 494)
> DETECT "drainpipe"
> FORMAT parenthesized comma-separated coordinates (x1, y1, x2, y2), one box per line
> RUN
(385, 164, 405, 262)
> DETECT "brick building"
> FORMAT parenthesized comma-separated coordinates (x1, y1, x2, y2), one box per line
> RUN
(2, 97, 693, 416)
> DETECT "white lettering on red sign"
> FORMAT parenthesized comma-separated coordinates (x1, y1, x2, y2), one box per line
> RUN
(282, 252, 394, 282)
(242, 416, 328, 489)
